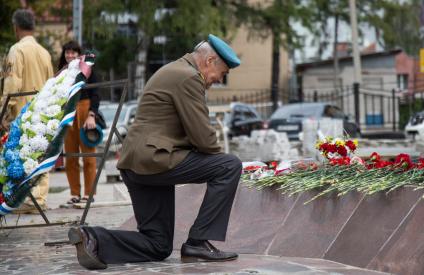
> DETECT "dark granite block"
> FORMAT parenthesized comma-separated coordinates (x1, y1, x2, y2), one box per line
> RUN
(219, 185, 299, 254)
(267, 190, 363, 258)
(367, 198, 424, 275)
(323, 187, 424, 268)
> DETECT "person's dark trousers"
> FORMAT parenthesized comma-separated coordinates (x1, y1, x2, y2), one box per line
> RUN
(90, 152, 242, 264)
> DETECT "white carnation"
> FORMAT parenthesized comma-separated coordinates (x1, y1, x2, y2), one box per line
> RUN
(21, 121, 32, 131)
(33, 100, 48, 112)
(23, 158, 38, 175)
(19, 144, 34, 159)
(46, 95, 61, 106)
(29, 135, 49, 151)
(40, 78, 56, 94)
(46, 119, 60, 135)
(21, 111, 32, 122)
(31, 113, 41, 124)
(43, 105, 61, 117)
(30, 123, 47, 136)
(19, 134, 29, 146)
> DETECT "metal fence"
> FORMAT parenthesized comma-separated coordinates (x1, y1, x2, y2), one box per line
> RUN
(205, 83, 424, 131)
(207, 90, 274, 119)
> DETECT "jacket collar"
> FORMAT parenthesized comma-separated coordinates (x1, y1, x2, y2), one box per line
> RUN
(18, 35, 36, 43)
(182, 53, 206, 84)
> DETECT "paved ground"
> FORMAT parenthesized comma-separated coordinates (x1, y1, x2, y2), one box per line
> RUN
(0, 167, 389, 274)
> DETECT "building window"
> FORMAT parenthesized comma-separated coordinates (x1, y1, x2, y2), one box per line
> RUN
(397, 74, 408, 90)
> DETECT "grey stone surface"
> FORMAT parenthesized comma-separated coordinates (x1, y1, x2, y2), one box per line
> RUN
(0, 168, 389, 275)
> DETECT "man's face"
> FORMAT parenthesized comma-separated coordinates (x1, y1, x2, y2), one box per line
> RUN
(203, 56, 229, 89)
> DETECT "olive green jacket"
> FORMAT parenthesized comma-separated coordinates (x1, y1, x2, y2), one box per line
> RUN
(116, 54, 221, 175)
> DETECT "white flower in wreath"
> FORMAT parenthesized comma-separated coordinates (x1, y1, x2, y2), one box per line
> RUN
(40, 78, 56, 94)
(30, 123, 48, 136)
(46, 119, 60, 135)
(21, 111, 32, 122)
(29, 135, 49, 152)
(46, 95, 61, 106)
(42, 105, 61, 118)
(0, 156, 6, 174)
(21, 121, 32, 132)
(19, 134, 29, 146)
(33, 100, 49, 112)
(31, 113, 41, 124)
(19, 144, 35, 159)
(23, 158, 38, 175)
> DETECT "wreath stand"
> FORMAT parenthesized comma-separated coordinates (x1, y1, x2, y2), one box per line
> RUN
(0, 79, 129, 238)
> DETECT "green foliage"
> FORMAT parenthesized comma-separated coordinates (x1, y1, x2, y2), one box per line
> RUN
(230, 0, 314, 52)
(0, 0, 21, 55)
(399, 98, 424, 129)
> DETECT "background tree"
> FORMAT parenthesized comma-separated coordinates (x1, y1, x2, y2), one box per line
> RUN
(230, 0, 314, 110)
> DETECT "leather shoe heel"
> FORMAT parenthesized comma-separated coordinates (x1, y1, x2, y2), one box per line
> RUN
(68, 227, 107, 270)
(181, 256, 201, 263)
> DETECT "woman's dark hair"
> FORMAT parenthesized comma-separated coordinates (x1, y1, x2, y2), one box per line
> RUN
(58, 41, 82, 70)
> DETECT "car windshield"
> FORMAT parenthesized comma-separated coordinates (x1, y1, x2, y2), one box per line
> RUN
(99, 104, 128, 126)
(271, 104, 323, 119)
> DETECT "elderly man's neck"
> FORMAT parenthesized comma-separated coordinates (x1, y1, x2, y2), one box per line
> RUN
(16, 29, 34, 40)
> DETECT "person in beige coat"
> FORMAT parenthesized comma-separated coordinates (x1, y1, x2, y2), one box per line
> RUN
(1, 9, 53, 213)
(68, 34, 242, 270)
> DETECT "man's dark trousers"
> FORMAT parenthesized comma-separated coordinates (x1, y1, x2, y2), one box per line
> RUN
(90, 152, 242, 264)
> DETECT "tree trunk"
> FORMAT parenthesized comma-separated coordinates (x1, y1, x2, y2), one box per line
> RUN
(134, 31, 148, 97)
(271, 32, 280, 111)
(109, 68, 115, 101)
(333, 13, 340, 90)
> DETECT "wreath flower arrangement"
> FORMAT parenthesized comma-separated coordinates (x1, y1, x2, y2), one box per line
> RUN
(0, 55, 94, 216)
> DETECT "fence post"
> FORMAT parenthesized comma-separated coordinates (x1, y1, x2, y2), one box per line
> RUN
(353, 82, 360, 126)
(392, 88, 396, 131)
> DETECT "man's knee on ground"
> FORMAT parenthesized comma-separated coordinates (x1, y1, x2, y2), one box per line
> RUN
(153, 244, 173, 260)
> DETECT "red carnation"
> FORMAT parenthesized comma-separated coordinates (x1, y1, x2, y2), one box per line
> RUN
(417, 158, 424, 169)
(337, 145, 348, 157)
(1, 133, 8, 145)
(394, 154, 413, 170)
(370, 152, 381, 162)
(345, 140, 356, 151)
(328, 144, 337, 153)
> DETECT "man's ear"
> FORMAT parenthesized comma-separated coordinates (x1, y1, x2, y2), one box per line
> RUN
(206, 56, 214, 66)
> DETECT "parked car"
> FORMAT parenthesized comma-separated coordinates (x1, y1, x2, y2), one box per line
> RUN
(266, 102, 360, 140)
(98, 101, 138, 148)
(208, 102, 264, 138)
(405, 110, 424, 139)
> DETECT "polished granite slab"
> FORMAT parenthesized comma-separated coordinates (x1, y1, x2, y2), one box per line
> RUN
(267, 190, 363, 258)
(323, 187, 423, 268)
(367, 198, 424, 275)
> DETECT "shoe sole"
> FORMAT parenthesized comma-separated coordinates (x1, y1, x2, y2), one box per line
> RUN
(68, 227, 107, 270)
(181, 255, 238, 263)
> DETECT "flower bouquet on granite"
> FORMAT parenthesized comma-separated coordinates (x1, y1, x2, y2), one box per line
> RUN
(243, 135, 424, 204)
(0, 55, 95, 216)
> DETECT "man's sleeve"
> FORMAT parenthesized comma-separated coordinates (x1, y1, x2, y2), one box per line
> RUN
(173, 75, 221, 154)
(3, 47, 23, 95)
(1, 47, 24, 127)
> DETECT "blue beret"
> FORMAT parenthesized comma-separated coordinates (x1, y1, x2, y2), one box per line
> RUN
(80, 125, 104, 148)
(208, 34, 241, 68)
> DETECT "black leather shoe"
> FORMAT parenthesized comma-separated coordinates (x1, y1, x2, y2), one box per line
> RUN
(68, 227, 107, 270)
(181, 240, 238, 262)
